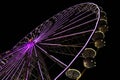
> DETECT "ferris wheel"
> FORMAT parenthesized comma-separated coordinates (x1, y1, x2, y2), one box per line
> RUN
(0, 2, 108, 80)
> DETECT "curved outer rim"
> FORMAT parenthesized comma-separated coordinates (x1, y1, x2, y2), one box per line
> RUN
(54, 2, 100, 80)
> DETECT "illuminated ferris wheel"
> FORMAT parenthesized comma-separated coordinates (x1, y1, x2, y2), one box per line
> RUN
(0, 2, 108, 80)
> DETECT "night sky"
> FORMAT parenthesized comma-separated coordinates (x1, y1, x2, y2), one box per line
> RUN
(0, 0, 112, 80)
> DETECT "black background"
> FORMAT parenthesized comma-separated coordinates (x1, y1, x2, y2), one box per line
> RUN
(0, 0, 112, 80)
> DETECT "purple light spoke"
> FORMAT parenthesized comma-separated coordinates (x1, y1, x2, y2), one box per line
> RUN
(45, 29, 93, 41)
(55, 11, 70, 26)
(60, 11, 93, 31)
(3, 45, 28, 79)
(39, 43, 82, 47)
(35, 11, 73, 43)
(35, 44, 48, 54)
(0, 46, 28, 71)
(10, 58, 24, 80)
(0, 49, 27, 79)
(68, 10, 89, 23)
(69, 11, 94, 24)
(50, 55, 67, 67)
(25, 69, 29, 80)
(33, 46, 38, 57)
(35, 15, 71, 43)
(2, 55, 19, 69)
(0, 45, 26, 61)
(52, 18, 97, 37)
(35, 44, 67, 68)
(1, 57, 22, 80)
(25, 61, 30, 80)
(49, 15, 70, 34)
(34, 46, 45, 80)
(4, 58, 23, 80)
(34, 46, 45, 62)
(25, 50, 33, 80)
(37, 22, 53, 38)
(37, 61, 44, 80)
(0, 55, 17, 72)
(34, 46, 51, 80)
(49, 50, 75, 56)
(16, 61, 25, 80)
(74, 5, 88, 16)
(35, 20, 65, 43)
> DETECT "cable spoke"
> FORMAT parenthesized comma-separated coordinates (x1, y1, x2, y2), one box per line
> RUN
(0, 45, 27, 61)
(33, 46, 51, 80)
(52, 18, 96, 37)
(16, 61, 25, 80)
(34, 46, 44, 80)
(39, 43, 83, 48)
(49, 50, 75, 56)
(68, 10, 89, 23)
(45, 29, 93, 41)
(10, 58, 24, 80)
(60, 11, 94, 31)
(1, 57, 22, 80)
(5, 58, 24, 80)
(35, 44, 67, 68)
(37, 61, 44, 80)
(0, 46, 28, 71)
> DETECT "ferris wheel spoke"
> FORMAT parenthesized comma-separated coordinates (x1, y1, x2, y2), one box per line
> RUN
(37, 61, 45, 80)
(0, 45, 27, 61)
(24, 49, 34, 80)
(0, 47, 28, 71)
(68, 10, 89, 24)
(16, 61, 25, 80)
(49, 50, 75, 56)
(5, 58, 24, 80)
(69, 11, 94, 24)
(0, 54, 19, 71)
(41, 44, 79, 56)
(1, 51, 25, 72)
(45, 29, 93, 41)
(1, 57, 23, 80)
(0, 47, 27, 79)
(35, 44, 67, 68)
(52, 18, 97, 37)
(50, 8, 80, 33)
(50, 55, 67, 68)
(25, 68, 30, 80)
(46, 14, 71, 36)
(10, 58, 24, 80)
(39, 43, 83, 48)
(35, 18, 68, 43)
(43, 17, 95, 41)
(60, 11, 94, 31)
(33, 46, 51, 80)
(37, 60, 51, 80)
(25, 62, 31, 80)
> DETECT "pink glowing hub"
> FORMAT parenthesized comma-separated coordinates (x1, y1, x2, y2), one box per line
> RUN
(26, 41, 35, 49)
